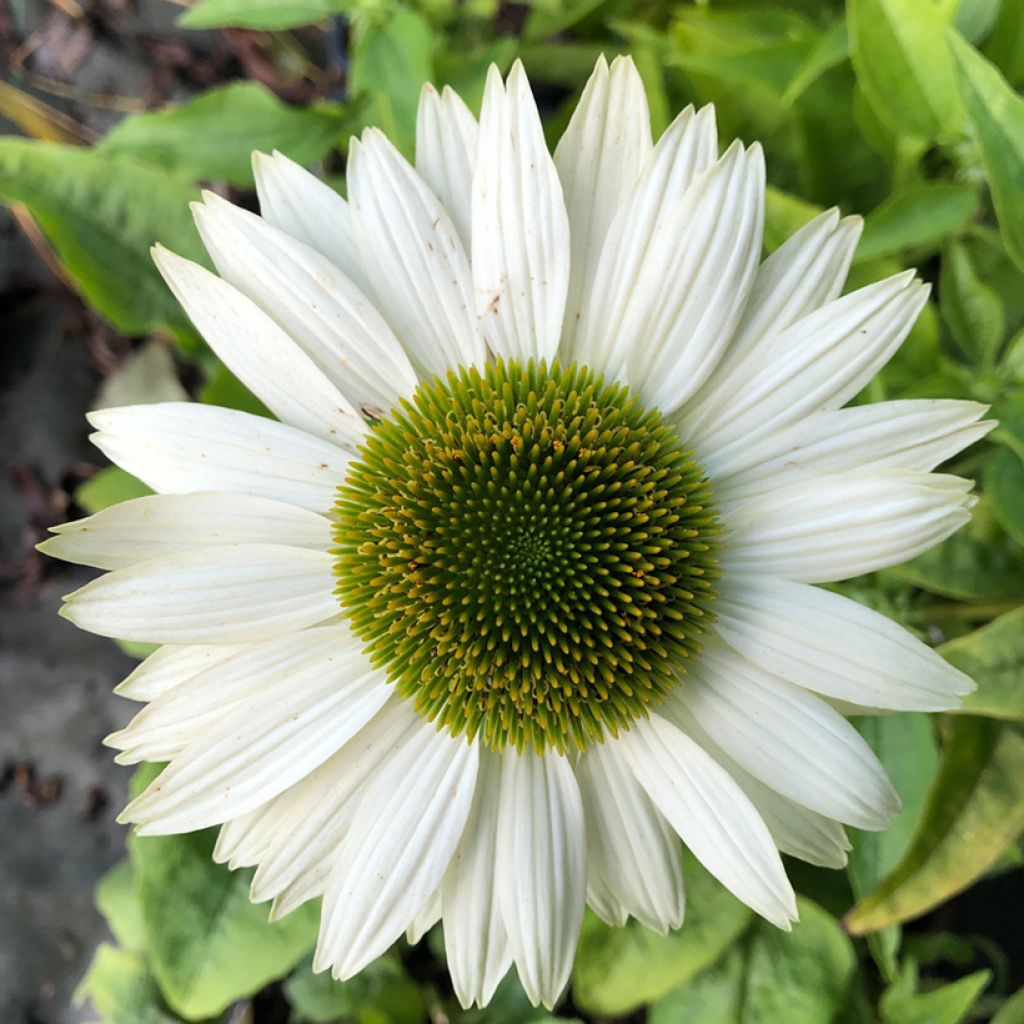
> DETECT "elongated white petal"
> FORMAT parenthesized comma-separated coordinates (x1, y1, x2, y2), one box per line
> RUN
(716, 400, 994, 502)
(618, 713, 796, 928)
(153, 246, 365, 448)
(576, 738, 684, 933)
(349, 129, 483, 376)
(573, 103, 717, 371)
(495, 749, 586, 1009)
(193, 193, 417, 415)
(250, 699, 419, 908)
(578, 142, 762, 412)
(554, 55, 651, 355)
(62, 543, 337, 644)
(723, 470, 975, 583)
(252, 150, 369, 293)
(693, 273, 930, 469)
(115, 643, 248, 702)
(316, 723, 478, 980)
(88, 404, 350, 514)
(106, 625, 361, 765)
(121, 638, 388, 834)
(473, 61, 571, 364)
(674, 645, 900, 830)
(715, 575, 974, 711)
(443, 750, 512, 1009)
(214, 801, 287, 870)
(407, 889, 442, 944)
(41, 492, 332, 571)
(416, 84, 477, 249)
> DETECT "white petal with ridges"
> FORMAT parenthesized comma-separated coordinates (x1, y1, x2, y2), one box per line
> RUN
(153, 246, 365, 448)
(88, 403, 350, 514)
(617, 713, 797, 928)
(115, 643, 248, 702)
(494, 748, 586, 1009)
(473, 61, 571, 364)
(62, 543, 337, 645)
(316, 721, 478, 980)
(576, 738, 684, 932)
(41, 492, 332, 571)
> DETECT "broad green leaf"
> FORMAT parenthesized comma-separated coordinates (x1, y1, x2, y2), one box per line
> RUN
(993, 985, 1024, 1024)
(942, 607, 1024, 720)
(179, 0, 350, 30)
(955, 0, 1002, 44)
(982, 0, 1024, 86)
(95, 859, 147, 953)
(571, 850, 753, 1016)
(845, 716, 1024, 933)
(848, 0, 961, 140)
(881, 965, 991, 1024)
(781, 19, 849, 107)
(130, 805, 319, 1020)
(650, 899, 856, 1024)
(0, 140, 204, 343)
(949, 32, 1024, 273)
(76, 468, 153, 515)
(885, 500, 1024, 601)
(350, 5, 435, 159)
(75, 945, 178, 1024)
(855, 182, 978, 264)
(200, 362, 273, 417)
(986, 448, 1024, 546)
(99, 83, 352, 186)
(940, 238, 1006, 367)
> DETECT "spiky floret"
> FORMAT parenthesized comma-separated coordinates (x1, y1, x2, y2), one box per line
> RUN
(332, 359, 720, 752)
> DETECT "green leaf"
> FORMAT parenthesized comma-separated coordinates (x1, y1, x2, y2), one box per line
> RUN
(76, 468, 153, 515)
(650, 899, 856, 1024)
(848, 0, 961, 140)
(99, 83, 352, 186)
(130, 813, 319, 1020)
(955, 0, 1002, 44)
(992, 391, 1024, 459)
(571, 849, 753, 1017)
(949, 32, 1024, 273)
(993, 984, 1024, 1024)
(179, 0, 350, 30)
(95, 859, 147, 953)
(781, 19, 849, 107)
(855, 182, 978, 264)
(940, 238, 1006, 367)
(985, 448, 1024, 545)
(75, 945, 178, 1024)
(0, 140, 205, 343)
(982, 0, 1024, 86)
(942, 607, 1024, 720)
(763, 185, 822, 252)
(350, 5, 435, 159)
(845, 716, 1024, 933)
(881, 965, 991, 1024)
(200, 362, 273, 417)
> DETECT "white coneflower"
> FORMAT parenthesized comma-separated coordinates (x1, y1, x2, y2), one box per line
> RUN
(44, 56, 988, 1010)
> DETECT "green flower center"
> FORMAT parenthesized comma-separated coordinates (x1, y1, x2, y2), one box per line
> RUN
(332, 359, 720, 752)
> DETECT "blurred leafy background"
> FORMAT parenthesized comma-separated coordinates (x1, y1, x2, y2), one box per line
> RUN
(2, 0, 1024, 1021)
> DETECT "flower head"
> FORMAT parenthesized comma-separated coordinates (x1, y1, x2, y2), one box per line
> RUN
(45, 55, 990, 1009)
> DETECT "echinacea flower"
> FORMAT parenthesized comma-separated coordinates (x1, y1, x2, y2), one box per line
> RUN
(44, 55, 990, 1009)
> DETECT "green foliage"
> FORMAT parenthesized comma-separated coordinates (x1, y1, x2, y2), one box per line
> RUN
(75, 946, 179, 1024)
(880, 963, 991, 1024)
(284, 955, 426, 1023)
(178, 0, 352, 30)
(944, 607, 1024, 720)
(76, 467, 153, 515)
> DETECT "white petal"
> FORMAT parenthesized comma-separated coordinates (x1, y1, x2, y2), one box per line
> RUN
(576, 738, 684, 933)
(214, 802, 286, 870)
(121, 634, 389, 834)
(722, 470, 975, 583)
(674, 644, 900, 830)
(41, 492, 332, 571)
(153, 246, 365, 448)
(443, 750, 512, 1009)
(115, 643, 248, 702)
(407, 889, 442, 945)
(578, 141, 763, 412)
(106, 625, 360, 765)
(88, 403, 350, 514)
(193, 192, 417, 416)
(62, 543, 337, 644)
(473, 61, 571, 364)
(692, 273, 930, 470)
(572, 103, 717, 371)
(617, 712, 796, 928)
(416, 84, 477, 249)
(554, 55, 651, 356)
(715, 400, 994, 503)
(316, 723, 478, 980)
(494, 748, 586, 1009)
(349, 129, 484, 376)
(252, 150, 369, 293)
(715, 575, 974, 712)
